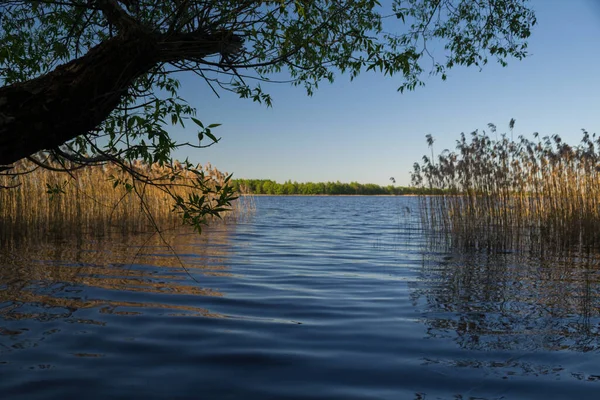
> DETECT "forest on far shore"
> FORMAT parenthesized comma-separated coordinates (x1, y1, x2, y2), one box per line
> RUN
(231, 179, 446, 196)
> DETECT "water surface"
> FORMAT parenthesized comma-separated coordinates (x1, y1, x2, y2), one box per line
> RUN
(1, 196, 599, 399)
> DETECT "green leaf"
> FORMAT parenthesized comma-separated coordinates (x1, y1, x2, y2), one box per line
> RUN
(204, 130, 219, 143)
(191, 117, 204, 128)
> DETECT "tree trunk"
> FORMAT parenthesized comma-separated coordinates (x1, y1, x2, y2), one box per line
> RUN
(0, 19, 242, 168)
(0, 32, 161, 167)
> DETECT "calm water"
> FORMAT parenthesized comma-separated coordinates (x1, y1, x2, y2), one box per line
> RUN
(1, 196, 600, 399)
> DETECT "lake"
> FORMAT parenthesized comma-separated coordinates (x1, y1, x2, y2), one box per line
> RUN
(1, 196, 599, 399)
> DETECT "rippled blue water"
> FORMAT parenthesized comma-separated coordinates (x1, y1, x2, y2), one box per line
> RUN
(1, 196, 600, 399)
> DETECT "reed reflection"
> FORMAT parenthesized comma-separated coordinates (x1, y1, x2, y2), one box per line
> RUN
(0, 226, 236, 324)
(414, 233, 600, 353)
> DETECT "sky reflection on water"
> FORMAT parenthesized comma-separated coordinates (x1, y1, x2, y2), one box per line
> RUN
(0, 196, 599, 399)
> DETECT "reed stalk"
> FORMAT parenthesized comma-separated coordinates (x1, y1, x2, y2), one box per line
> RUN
(0, 159, 254, 240)
(413, 126, 600, 249)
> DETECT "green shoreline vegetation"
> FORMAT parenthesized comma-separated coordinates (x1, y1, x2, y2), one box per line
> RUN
(231, 179, 446, 196)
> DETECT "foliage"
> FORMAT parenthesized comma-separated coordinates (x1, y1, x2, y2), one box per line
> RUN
(231, 179, 446, 196)
(0, 0, 536, 230)
(412, 123, 600, 249)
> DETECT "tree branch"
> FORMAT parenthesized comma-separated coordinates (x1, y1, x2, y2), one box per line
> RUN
(93, 0, 139, 33)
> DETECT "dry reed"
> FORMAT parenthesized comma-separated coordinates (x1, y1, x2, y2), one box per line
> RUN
(412, 125, 600, 249)
(0, 159, 254, 240)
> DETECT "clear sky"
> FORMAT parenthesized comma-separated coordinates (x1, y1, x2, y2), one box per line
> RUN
(171, 0, 600, 187)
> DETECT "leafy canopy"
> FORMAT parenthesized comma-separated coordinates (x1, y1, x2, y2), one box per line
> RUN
(0, 0, 535, 229)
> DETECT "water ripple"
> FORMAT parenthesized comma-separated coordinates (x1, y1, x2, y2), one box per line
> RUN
(1, 196, 599, 399)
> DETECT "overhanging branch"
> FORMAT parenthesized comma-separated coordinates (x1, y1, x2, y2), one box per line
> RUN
(0, 25, 245, 166)
(94, 0, 140, 33)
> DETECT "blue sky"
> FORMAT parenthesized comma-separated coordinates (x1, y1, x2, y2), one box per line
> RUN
(172, 0, 599, 186)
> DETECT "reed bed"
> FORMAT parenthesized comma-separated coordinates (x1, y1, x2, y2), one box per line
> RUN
(412, 125, 600, 249)
(0, 159, 254, 240)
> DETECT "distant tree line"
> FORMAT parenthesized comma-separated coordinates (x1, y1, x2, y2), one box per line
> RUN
(231, 179, 447, 196)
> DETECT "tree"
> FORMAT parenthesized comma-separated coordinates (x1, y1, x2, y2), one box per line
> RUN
(0, 0, 536, 228)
